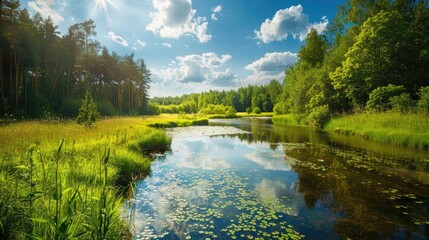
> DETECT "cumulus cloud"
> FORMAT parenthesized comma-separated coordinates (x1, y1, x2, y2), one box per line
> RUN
(146, 0, 212, 43)
(162, 42, 172, 48)
(255, 4, 328, 43)
(157, 52, 233, 83)
(107, 31, 128, 47)
(211, 5, 222, 21)
(28, 0, 64, 23)
(151, 52, 236, 96)
(245, 52, 298, 73)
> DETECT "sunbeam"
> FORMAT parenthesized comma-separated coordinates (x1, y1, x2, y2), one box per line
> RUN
(90, 0, 123, 25)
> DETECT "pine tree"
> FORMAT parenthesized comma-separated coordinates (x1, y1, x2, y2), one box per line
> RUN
(76, 91, 100, 127)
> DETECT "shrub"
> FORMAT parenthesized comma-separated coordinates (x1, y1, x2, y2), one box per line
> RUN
(97, 100, 116, 116)
(128, 129, 172, 153)
(417, 86, 429, 114)
(366, 84, 406, 112)
(308, 104, 330, 127)
(199, 104, 237, 118)
(253, 107, 261, 114)
(246, 107, 252, 114)
(146, 103, 161, 115)
(390, 93, 415, 113)
(60, 99, 81, 118)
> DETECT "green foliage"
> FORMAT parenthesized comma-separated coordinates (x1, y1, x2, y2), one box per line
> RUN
(272, 114, 308, 127)
(1, 11, 151, 118)
(76, 91, 101, 127)
(199, 104, 237, 118)
(366, 85, 406, 112)
(246, 107, 252, 114)
(417, 86, 429, 114)
(308, 105, 330, 127)
(298, 29, 328, 68)
(0, 117, 173, 239)
(389, 93, 415, 113)
(59, 99, 81, 118)
(145, 103, 161, 115)
(97, 100, 117, 116)
(325, 113, 429, 149)
(128, 129, 172, 153)
(253, 107, 261, 114)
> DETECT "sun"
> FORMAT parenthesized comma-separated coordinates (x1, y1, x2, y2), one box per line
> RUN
(91, 0, 122, 24)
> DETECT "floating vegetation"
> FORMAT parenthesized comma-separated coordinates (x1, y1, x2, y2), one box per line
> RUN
(129, 166, 304, 239)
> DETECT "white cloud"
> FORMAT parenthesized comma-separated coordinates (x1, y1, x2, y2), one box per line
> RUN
(151, 52, 236, 96)
(239, 71, 285, 87)
(245, 52, 298, 73)
(162, 42, 172, 48)
(107, 31, 128, 47)
(137, 40, 147, 47)
(146, 0, 212, 43)
(28, 0, 64, 23)
(255, 4, 328, 43)
(206, 68, 237, 86)
(211, 5, 222, 21)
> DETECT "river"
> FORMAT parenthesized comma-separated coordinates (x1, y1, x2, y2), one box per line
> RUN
(127, 117, 429, 240)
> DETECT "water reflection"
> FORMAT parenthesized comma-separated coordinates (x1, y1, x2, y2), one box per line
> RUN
(128, 120, 429, 240)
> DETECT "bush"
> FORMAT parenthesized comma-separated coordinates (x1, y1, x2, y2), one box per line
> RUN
(366, 84, 406, 112)
(128, 129, 172, 153)
(417, 86, 429, 114)
(253, 107, 261, 114)
(390, 93, 415, 113)
(146, 103, 161, 115)
(96, 100, 116, 116)
(60, 99, 81, 118)
(246, 107, 252, 114)
(199, 104, 237, 118)
(308, 104, 330, 127)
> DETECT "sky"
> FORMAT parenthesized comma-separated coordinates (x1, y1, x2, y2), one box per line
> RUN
(21, 0, 344, 97)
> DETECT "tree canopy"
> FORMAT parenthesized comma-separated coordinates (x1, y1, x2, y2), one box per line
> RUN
(0, 0, 151, 118)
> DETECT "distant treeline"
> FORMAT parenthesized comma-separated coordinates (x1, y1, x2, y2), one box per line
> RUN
(1, 1, 151, 118)
(152, 0, 429, 125)
(150, 81, 282, 114)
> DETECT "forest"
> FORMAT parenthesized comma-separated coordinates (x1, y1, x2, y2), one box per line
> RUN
(152, 0, 429, 126)
(0, 0, 151, 119)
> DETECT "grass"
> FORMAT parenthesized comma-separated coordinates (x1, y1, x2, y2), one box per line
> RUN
(324, 112, 429, 149)
(0, 114, 207, 239)
(271, 114, 308, 127)
(237, 112, 274, 117)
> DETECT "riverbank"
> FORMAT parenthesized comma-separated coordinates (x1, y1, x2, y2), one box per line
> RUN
(0, 115, 203, 239)
(273, 113, 429, 149)
(325, 113, 429, 149)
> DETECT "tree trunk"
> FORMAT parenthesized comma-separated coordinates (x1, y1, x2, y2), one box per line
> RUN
(0, 49, 4, 113)
(14, 48, 19, 110)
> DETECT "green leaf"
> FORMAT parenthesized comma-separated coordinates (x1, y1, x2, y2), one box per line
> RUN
(91, 196, 100, 201)
(30, 218, 47, 223)
(62, 187, 72, 196)
(15, 165, 29, 170)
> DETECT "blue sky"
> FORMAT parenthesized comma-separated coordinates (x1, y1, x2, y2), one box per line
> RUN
(21, 0, 343, 97)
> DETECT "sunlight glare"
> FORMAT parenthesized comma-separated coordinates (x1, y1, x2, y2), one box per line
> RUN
(91, 0, 123, 25)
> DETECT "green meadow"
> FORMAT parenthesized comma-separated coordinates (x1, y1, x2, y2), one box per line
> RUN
(324, 113, 429, 149)
(0, 115, 205, 239)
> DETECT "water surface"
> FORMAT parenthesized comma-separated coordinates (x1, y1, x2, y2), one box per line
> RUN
(128, 118, 429, 240)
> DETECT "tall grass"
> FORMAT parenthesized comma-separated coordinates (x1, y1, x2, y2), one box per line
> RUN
(324, 112, 429, 149)
(271, 114, 308, 127)
(0, 116, 176, 239)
